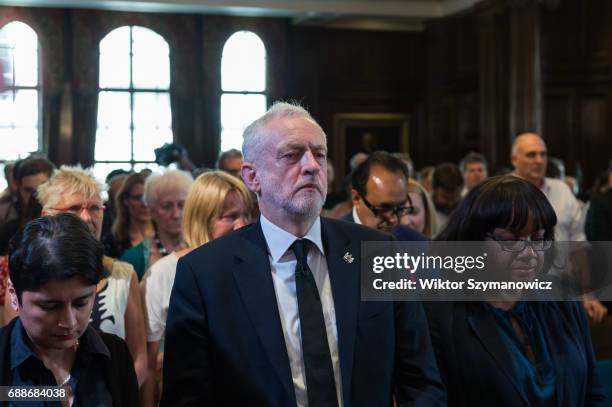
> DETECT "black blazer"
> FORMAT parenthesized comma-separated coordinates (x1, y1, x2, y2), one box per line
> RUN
(0, 318, 139, 407)
(424, 301, 606, 406)
(586, 189, 612, 241)
(161, 217, 446, 407)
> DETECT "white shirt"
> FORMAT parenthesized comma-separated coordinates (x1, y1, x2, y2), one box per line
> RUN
(352, 206, 363, 225)
(141, 252, 180, 342)
(541, 177, 586, 242)
(91, 260, 133, 339)
(260, 214, 343, 407)
(433, 210, 449, 237)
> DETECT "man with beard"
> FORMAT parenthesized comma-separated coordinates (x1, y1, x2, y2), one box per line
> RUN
(431, 162, 464, 236)
(161, 102, 445, 406)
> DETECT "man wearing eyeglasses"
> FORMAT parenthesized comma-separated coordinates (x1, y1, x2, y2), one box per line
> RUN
(344, 151, 427, 241)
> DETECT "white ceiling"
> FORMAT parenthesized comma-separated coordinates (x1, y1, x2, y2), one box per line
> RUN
(0, 0, 481, 31)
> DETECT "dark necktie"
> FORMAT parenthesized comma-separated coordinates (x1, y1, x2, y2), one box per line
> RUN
(291, 239, 339, 407)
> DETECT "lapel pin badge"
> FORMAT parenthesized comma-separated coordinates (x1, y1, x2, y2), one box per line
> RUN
(343, 251, 354, 264)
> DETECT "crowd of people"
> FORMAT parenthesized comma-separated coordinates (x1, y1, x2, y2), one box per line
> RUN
(0, 101, 610, 405)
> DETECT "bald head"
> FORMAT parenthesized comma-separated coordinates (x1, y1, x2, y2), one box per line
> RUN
(511, 133, 547, 186)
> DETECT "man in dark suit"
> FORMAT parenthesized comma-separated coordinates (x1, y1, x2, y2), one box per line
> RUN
(586, 188, 612, 241)
(161, 102, 445, 406)
(585, 187, 612, 313)
(342, 151, 428, 241)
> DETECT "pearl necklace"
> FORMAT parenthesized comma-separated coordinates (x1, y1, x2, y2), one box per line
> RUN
(153, 234, 170, 257)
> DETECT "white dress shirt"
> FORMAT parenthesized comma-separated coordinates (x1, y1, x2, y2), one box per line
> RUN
(433, 210, 449, 237)
(541, 177, 586, 242)
(352, 206, 363, 225)
(260, 214, 343, 407)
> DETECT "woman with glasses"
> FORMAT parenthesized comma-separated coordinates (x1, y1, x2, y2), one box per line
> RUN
(103, 171, 155, 258)
(4, 166, 149, 389)
(140, 171, 254, 406)
(424, 175, 606, 406)
(120, 170, 193, 280)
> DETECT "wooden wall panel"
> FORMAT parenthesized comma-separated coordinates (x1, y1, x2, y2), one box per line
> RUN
(579, 95, 610, 182)
(541, 0, 612, 188)
(478, 1, 510, 172)
(542, 91, 574, 162)
(425, 10, 480, 168)
(291, 27, 426, 182)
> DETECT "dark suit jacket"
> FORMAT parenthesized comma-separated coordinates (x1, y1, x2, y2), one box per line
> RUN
(161, 217, 445, 406)
(424, 301, 606, 407)
(0, 318, 139, 407)
(340, 212, 429, 241)
(586, 189, 612, 241)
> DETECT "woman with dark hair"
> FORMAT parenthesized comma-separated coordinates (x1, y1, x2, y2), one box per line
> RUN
(3, 166, 149, 388)
(104, 171, 154, 259)
(0, 213, 139, 406)
(425, 175, 606, 406)
(0, 193, 42, 325)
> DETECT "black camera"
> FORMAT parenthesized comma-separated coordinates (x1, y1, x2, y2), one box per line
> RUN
(154, 143, 186, 166)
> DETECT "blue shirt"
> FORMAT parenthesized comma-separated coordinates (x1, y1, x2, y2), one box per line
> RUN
(488, 302, 556, 406)
(10, 319, 113, 407)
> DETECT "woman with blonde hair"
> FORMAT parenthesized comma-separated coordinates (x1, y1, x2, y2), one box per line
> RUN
(4, 166, 148, 387)
(140, 171, 253, 406)
(406, 178, 437, 238)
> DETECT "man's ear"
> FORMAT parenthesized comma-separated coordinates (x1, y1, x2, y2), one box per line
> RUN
(241, 162, 260, 194)
(41, 208, 49, 217)
(351, 189, 361, 207)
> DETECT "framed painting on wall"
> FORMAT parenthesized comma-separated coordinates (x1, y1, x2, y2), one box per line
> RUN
(332, 112, 409, 184)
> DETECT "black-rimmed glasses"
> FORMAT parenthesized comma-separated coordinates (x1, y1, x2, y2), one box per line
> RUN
(486, 234, 552, 252)
(360, 195, 415, 222)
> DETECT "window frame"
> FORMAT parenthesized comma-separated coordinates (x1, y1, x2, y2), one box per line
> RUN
(95, 25, 173, 172)
(220, 30, 268, 153)
(0, 20, 43, 177)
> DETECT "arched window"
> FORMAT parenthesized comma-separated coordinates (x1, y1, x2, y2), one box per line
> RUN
(0, 21, 40, 190)
(94, 25, 172, 181)
(220, 31, 267, 152)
